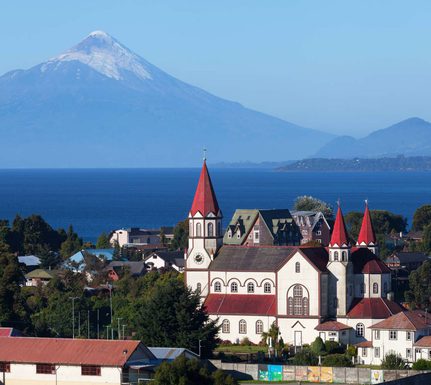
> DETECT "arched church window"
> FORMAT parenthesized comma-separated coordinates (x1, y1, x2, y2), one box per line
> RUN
(334, 251, 339, 261)
(239, 320, 247, 334)
(256, 320, 263, 334)
(373, 283, 378, 294)
(196, 223, 202, 237)
(214, 281, 221, 292)
(342, 251, 347, 261)
(231, 282, 238, 293)
(288, 297, 293, 315)
(288, 285, 309, 316)
(356, 323, 365, 337)
(222, 319, 230, 333)
(303, 297, 309, 315)
(295, 262, 300, 273)
(294, 285, 303, 315)
(208, 222, 214, 237)
(264, 282, 271, 293)
(247, 282, 255, 293)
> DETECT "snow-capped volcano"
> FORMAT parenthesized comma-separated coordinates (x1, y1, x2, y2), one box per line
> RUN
(0, 31, 334, 167)
(41, 31, 152, 81)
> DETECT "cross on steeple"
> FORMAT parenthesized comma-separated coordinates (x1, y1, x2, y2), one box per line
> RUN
(203, 148, 207, 161)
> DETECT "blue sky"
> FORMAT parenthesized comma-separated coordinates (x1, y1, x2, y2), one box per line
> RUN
(1, 0, 431, 136)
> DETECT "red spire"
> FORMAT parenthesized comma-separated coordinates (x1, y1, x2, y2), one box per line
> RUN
(190, 161, 220, 217)
(330, 204, 349, 247)
(357, 201, 376, 246)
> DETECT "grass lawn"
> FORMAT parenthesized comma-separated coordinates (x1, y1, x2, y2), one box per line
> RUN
(215, 345, 266, 354)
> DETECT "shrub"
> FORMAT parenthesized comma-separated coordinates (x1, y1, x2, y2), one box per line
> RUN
(325, 340, 344, 354)
(381, 353, 406, 369)
(219, 340, 232, 346)
(322, 353, 353, 367)
(292, 349, 318, 366)
(311, 337, 326, 355)
(412, 359, 431, 370)
(346, 345, 357, 358)
(240, 337, 253, 346)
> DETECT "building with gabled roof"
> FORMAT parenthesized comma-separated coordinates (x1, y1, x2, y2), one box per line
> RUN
(291, 210, 331, 246)
(185, 161, 403, 349)
(0, 337, 155, 384)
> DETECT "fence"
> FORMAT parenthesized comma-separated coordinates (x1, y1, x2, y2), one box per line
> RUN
(208, 360, 430, 384)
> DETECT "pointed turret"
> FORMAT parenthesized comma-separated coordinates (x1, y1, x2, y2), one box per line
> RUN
(190, 160, 221, 217)
(357, 201, 378, 254)
(330, 205, 349, 247)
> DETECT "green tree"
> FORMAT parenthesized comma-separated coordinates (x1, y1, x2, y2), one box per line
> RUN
(39, 247, 62, 270)
(60, 225, 82, 259)
(134, 274, 218, 357)
(422, 223, 431, 253)
(381, 353, 406, 369)
(153, 355, 237, 385)
(294, 196, 334, 219)
(413, 205, 431, 231)
(171, 219, 189, 250)
(96, 232, 111, 249)
(412, 359, 431, 370)
(405, 260, 431, 309)
(310, 337, 326, 355)
(261, 322, 280, 346)
(322, 354, 353, 367)
(112, 240, 122, 261)
(292, 349, 318, 366)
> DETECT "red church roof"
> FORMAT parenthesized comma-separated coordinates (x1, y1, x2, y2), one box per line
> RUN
(357, 202, 376, 246)
(204, 294, 276, 316)
(315, 320, 352, 331)
(190, 161, 220, 217)
(347, 297, 404, 319)
(330, 205, 349, 247)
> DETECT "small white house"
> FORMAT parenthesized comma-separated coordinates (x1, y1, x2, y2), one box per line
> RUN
(144, 251, 185, 272)
(0, 337, 156, 384)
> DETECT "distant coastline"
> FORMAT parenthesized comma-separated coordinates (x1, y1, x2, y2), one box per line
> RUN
(277, 156, 431, 172)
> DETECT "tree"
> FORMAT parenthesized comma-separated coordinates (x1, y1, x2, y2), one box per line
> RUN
(171, 219, 189, 250)
(422, 223, 431, 253)
(322, 354, 353, 367)
(405, 260, 431, 309)
(413, 205, 431, 231)
(261, 322, 280, 346)
(39, 248, 62, 270)
(60, 225, 82, 259)
(133, 274, 219, 357)
(412, 358, 431, 370)
(292, 349, 318, 366)
(112, 241, 122, 261)
(310, 337, 326, 355)
(293, 196, 334, 220)
(153, 355, 237, 385)
(381, 353, 406, 369)
(96, 232, 111, 249)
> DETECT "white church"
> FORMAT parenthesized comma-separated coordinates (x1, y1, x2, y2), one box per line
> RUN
(184, 161, 431, 365)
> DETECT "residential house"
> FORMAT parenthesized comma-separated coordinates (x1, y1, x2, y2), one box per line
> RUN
(106, 261, 147, 281)
(0, 337, 155, 384)
(386, 251, 430, 271)
(110, 227, 173, 247)
(291, 211, 331, 246)
(148, 347, 199, 362)
(144, 251, 184, 272)
(17, 255, 41, 273)
(25, 269, 58, 287)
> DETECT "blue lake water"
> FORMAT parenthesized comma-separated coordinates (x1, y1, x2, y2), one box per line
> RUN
(0, 169, 429, 242)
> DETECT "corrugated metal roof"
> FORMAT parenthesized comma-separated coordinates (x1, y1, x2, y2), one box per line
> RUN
(370, 311, 430, 331)
(315, 320, 351, 331)
(148, 347, 198, 360)
(0, 338, 147, 366)
(347, 297, 404, 319)
(204, 294, 276, 316)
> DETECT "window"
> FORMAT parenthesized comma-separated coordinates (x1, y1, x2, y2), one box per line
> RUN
(317, 230, 322, 235)
(264, 282, 271, 293)
(247, 282, 255, 293)
(295, 262, 300, 273)
(36, 364, 56, 374)
(196, 283, 201, 294)
(214, 281, 221, 292)
(288, 285, 309, 316)
(196, 223, 202, 237)
(0, 362, 10, 373)
(406, 348, 412, 359)
(362, 348, 367, 357)
(254, 231, 259, 241)
(406, 331, 412, 341)
(231, 282, 238, 293)
(373, 283, 378, 294)
(334, 251, 339, 261)
(389, 330, 398, 340)
(239, 320, 247, 334)
(317, 239, 322, 243)
(81, 365, 101, 376)
(222, 319, 230, 333)
(208, 222, 214, 237)
(256, 320, 263, 334)
(375, 330, 380, 340)
(356, 323, 365, 337)
(342, 251, 347, 261)
(374, 347, 380, 358)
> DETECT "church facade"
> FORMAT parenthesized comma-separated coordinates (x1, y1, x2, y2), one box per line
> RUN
(184, 161, 421, 363)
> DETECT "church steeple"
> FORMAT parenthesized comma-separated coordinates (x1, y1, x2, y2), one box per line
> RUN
(357, 200, 378, 255)
(330, 204, 349, 248)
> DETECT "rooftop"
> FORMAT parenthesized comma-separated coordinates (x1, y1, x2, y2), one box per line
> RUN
(347, 297, 404, 319)
(371, 311, 431, 330)
(315, 320, 352, 331)
(204, 294, 276, 316)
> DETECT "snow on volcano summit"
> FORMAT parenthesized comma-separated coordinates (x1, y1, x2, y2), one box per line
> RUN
(41, 31, 152, 81)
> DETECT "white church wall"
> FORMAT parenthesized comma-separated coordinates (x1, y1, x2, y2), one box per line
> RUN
(209, 271, 276, 294)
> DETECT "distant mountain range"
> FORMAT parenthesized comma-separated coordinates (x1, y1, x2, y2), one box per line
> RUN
(0, 31, 334, 168)
(314, 118, 431, 159)
(278, 156, 431, 172)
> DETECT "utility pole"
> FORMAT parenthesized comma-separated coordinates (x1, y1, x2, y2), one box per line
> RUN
(69, 296, 79, 339)
(107, 283, 113, 324)
(87, 310, 90, 339)
(122, 324, 126, 340)
(117, 318, 122, 340)
(97, 309, 100, 339)
(78, 311, 81, 337)
(198, 340, 202, 358)
(105, 325, 110, 340)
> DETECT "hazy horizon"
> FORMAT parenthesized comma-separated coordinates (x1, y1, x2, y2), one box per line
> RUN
(2, 1, 431, 137)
